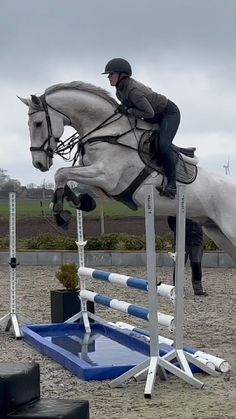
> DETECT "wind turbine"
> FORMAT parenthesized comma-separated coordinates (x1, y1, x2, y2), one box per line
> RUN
(223, 158, 230, 176)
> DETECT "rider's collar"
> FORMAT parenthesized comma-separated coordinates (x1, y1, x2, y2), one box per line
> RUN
(116, 75, 130, 88)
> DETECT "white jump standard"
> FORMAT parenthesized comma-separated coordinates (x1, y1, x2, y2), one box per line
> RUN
(0, 193, 26, 338)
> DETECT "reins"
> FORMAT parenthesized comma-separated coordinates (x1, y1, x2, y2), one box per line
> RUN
(56, 106, 124, 163)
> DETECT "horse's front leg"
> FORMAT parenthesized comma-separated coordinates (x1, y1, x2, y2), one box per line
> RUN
(51, 186, 75, 229)
(54, 162, 112, 190)
(52, 164, 108, 228)
(52, 186, 64, 213)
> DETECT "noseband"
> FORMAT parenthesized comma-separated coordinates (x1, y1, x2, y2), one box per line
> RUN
(29, 95, 71, 158)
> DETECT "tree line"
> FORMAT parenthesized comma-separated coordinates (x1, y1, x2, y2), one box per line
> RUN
(0, 168, 54, 198)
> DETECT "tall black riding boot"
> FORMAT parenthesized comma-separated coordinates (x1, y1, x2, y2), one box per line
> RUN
(162, 155, 177, 199)
(164, 178, 177, 198)
(191, 262, 207, 296)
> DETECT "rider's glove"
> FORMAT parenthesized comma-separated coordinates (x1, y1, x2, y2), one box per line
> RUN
(117, 104, 129, 115)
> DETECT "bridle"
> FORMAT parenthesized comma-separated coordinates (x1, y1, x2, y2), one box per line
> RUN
(29, 94, 72, 159)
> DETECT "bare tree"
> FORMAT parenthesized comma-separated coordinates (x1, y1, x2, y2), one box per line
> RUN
(0, 179, 22, 197)
(0, 168, 10, 184)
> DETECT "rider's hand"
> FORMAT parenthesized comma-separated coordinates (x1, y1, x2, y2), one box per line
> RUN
(117, 104, 129, 115)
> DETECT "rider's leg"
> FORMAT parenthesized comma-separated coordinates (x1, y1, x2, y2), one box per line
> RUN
(157, 100, 180, 198)
(189, 246, 207, 295)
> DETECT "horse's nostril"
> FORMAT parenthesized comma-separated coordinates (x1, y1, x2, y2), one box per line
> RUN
(34, 161, 47, 172)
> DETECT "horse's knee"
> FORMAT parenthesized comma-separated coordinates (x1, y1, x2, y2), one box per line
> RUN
(55, 168, 66, 185)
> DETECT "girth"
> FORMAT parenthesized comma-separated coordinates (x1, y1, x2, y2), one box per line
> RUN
(111, 166, 154, 211)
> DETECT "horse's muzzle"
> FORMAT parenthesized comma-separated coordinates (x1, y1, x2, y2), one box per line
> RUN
(33, 158, 52, 172)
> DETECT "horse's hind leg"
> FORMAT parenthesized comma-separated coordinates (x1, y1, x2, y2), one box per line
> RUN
(203, 223, 236, 263)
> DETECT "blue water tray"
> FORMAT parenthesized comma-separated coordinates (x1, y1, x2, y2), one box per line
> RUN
(22, 322, 201, 381)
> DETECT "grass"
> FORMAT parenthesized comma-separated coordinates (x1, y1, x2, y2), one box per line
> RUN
(0, 198, 145, 219)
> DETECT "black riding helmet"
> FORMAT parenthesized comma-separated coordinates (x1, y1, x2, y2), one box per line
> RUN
(102, 58, 132, 76)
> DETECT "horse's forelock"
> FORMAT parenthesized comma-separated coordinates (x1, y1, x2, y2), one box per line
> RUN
(28, 99, 43, 114)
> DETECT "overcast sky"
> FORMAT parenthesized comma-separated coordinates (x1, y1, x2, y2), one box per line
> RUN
(1, 0, 235, 186)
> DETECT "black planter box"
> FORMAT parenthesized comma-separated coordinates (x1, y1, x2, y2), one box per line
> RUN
(50, 289, 95, 323)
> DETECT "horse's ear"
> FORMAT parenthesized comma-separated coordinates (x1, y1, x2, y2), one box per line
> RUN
(17, 96, 30, 107)
(30, 95, 41, 106)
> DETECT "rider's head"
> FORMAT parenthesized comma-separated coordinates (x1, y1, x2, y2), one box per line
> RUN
(102, 58, 132, 86)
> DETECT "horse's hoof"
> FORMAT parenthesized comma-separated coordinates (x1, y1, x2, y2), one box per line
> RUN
(64, 185, 96, 212)
(53, 203, 63, 213)
(64, 184, 81, 207)
(54, 210, 72, 230)
(78, 193, 96, 212)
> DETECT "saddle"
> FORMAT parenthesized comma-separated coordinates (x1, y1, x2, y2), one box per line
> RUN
(138, 130, 198, 184)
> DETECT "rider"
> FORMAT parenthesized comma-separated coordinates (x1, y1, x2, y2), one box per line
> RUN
(102, 58, 180, 199)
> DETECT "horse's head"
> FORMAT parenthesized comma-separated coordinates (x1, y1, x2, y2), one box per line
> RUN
(18, 94, 65, 171)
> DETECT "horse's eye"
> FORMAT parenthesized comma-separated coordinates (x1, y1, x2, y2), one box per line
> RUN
(35, 121, 42, 128)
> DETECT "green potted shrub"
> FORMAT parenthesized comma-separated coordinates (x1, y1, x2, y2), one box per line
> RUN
(55, 262, 79, 290)
(50, 263, 94, 323)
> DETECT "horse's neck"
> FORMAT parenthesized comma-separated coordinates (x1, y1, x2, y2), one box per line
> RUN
(48, 90, 129, 137)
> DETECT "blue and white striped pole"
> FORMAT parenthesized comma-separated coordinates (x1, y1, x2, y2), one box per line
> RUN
(79, 289, 174, 331)
(78, 267, 175, 301)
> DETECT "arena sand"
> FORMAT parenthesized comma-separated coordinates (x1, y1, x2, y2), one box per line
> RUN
(0, 266, 235, 419)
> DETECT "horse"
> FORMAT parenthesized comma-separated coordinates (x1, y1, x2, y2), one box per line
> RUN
(18, 81, 236, 262)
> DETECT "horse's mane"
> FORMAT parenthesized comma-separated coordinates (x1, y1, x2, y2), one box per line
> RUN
(45, 81, 118, 107)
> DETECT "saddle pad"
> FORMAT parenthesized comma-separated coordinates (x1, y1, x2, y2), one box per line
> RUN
(138, 131, 198, 185)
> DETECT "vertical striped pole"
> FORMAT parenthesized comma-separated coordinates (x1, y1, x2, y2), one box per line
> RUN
(143, 184, 159, 397)
(76, 209, 86, 269)
(0, 193, 22, 337)
(66, 209, 91, 330)
(9, 192, 17, 316)
(174, 185, 186, 350)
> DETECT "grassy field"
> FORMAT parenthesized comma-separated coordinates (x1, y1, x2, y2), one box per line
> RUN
(0, 198, 145, 218)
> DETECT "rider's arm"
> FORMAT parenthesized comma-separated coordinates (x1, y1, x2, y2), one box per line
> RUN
(127, 88, 155, 119)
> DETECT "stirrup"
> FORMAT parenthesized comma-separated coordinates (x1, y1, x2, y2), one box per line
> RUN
(162, 190, 176, 199)
(156, 185, 176, 199)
